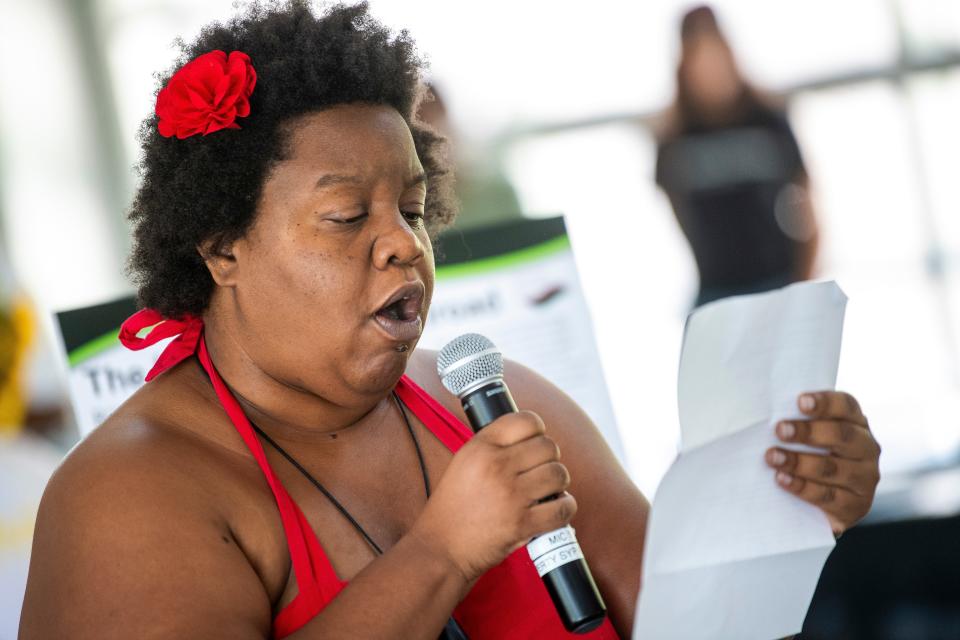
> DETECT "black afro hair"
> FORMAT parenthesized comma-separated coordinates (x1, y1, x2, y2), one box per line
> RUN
(127, 1, 457, 318)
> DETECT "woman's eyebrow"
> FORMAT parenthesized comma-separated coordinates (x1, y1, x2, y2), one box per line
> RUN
(405, 171, 427, 189)
(314, 172, 426, 190)
(315, 173, 364, 189)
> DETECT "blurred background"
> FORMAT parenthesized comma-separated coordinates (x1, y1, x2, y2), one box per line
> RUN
(1, 0, 959, 638)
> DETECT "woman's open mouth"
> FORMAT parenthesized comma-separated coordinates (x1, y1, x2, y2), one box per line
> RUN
(372, 283, 424, 342)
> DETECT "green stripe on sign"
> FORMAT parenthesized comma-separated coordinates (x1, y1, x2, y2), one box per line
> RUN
(436, 235, 570, 280)
(68, 329, 121, 366)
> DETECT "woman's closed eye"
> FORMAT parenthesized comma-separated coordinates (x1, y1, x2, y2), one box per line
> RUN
(401, 209, 425, 227)
(323, 205, 423, 227)
(332, 212, 368, 225)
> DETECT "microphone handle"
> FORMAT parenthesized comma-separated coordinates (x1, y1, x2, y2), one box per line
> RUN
(460, 379, 607, 634)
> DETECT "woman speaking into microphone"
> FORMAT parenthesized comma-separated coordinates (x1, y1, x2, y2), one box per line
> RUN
(19, 2, 880, 638)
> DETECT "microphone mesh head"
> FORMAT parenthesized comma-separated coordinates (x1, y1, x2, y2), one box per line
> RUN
(436, 333, 503, 397)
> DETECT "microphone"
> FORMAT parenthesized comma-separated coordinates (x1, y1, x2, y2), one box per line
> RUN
(437, 334, 607, 634)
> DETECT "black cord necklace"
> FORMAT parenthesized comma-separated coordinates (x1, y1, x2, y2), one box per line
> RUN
(251, 392, 429, 554)
(251, 391, 468, 640)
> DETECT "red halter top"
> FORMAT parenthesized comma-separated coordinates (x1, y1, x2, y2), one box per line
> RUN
(120, 310, 620, 639)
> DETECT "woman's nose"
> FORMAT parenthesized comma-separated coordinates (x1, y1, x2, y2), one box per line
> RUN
(371, 212, 425, 270)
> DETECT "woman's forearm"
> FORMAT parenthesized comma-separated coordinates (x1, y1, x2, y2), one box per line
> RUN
(288, 530, 470, 640)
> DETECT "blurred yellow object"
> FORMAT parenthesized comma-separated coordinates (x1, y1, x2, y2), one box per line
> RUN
(0, 296, 35, 434)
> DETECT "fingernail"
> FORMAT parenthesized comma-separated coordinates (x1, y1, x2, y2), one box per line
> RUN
(776, 471, 793, 486)
(778, 422, 796, 439)
(800, 394, 816, 413)
(769, 449, 786, 466)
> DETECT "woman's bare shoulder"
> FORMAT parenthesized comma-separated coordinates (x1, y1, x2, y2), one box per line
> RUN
(39, 373, 236, 544)
(20, 364, 277, 639)
(67, 362, 249, 481)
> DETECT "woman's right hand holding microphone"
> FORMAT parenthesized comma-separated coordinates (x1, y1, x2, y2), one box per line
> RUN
(410, 410, 576, 583)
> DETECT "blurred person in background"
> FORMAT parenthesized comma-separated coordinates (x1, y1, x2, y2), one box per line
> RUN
(655, 5, 819, 308)
(417, 83, 524, 231)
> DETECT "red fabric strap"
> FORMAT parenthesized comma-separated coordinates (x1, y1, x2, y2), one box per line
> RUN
(393, 376, 473, 453)
(196, 337, 335, 612)
(118, 308, 203, 381)
(119, 309, 339, 621)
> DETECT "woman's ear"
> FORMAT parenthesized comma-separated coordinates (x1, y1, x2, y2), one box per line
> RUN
(197, 234, 240, 287)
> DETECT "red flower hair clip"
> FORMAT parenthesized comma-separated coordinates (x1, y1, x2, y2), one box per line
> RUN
(156, 50, 257, 139)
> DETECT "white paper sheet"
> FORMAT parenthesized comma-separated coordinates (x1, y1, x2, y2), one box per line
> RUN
(633, 281, 847, 640)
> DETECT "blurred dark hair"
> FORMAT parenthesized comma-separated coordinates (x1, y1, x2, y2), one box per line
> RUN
(665, 4, 772, 136)
(128, 1, 456, 318)
(680, 4, 720, 41)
